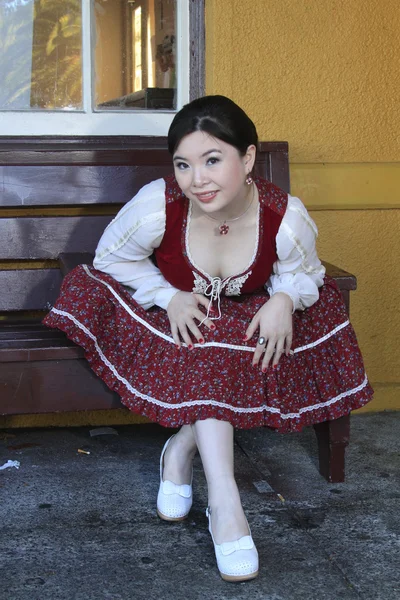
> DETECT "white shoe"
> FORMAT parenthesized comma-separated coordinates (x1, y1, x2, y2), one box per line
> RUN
(206, 506, 259, 582)
(156, 435, 193, 521)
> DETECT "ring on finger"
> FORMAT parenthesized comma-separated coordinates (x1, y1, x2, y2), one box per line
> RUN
(258, 336, 266, 346)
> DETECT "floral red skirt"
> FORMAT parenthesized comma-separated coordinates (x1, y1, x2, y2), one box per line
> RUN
(43, 264, 373, 433)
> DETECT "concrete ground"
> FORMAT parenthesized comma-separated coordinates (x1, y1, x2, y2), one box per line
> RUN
(0, 412, 399, 600)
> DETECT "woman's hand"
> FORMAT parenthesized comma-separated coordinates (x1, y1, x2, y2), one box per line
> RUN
(244, 292, 293, 370)
(167, 291, 216, 348)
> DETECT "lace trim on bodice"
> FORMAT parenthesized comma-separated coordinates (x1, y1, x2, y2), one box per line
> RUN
(193, 271, 253, 325)
(192, 271, 210, 295)
(225, 272, 252, 295)
(192, 270, 252, 297)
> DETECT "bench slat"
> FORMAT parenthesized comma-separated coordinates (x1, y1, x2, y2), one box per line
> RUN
(0, 345, 84, 362)
(0, 328, 68, 341)
(323, 261, 357, 291)
(0, 269, 62, 310)
(0, 323, 82, 361)
(0, 165, 172, 207)
(59, 252, 94, 276)
(0, 333, 76, 347)
(0, 359, 121, 413)
(0, 145, 286, 208)
(0, 216, 110, 259)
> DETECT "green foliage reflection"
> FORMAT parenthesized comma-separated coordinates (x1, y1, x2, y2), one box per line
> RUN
(0, 0, 82, 109)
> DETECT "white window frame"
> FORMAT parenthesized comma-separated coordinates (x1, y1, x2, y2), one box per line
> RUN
(0, 0, 191, 137)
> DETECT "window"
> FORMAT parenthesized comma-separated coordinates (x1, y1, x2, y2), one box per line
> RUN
(0, 0, 204, 135)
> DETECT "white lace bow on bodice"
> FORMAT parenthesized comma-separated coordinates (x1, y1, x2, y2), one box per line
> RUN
(193, 271, 252, 324)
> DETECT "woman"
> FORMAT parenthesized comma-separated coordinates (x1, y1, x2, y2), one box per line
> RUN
(44, 95, 373, 582)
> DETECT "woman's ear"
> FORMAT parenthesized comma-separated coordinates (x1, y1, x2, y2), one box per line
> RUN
(244, 144, 257, 172)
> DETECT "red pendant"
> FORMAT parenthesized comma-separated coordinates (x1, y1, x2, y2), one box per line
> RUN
(219, 223, 229, 235)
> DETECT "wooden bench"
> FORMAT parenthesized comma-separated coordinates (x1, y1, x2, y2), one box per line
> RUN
(0, 137, 354, 482)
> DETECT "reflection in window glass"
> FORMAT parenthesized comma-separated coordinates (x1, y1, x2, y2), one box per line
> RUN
(134, 6, 142, 92)
(94, 0, 176, 110)
(0, 0, 82, 110)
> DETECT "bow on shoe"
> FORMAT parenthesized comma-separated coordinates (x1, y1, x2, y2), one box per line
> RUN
(220, 536, 254, 556)
(162, 480, 192, 498)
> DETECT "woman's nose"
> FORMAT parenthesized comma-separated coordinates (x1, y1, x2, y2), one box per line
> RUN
(192, 168, 208, 187)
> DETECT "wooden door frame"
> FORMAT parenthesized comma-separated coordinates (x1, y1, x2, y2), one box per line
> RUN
(189, 0, 205, 99)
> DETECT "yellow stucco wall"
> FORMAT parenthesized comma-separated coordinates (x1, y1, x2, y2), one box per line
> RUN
(206, 0, 400, 164)
(206, 0, 400, 412)
(1, 0, 398, 429)
(312, 209, 400, 412)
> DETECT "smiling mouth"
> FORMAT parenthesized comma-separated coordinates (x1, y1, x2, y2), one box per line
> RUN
(194, 191, 218, 202)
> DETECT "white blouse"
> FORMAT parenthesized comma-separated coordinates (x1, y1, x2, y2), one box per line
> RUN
(93, 178, 326, 312)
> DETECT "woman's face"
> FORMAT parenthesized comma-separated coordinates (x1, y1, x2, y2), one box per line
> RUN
(172, 130, 256, 216)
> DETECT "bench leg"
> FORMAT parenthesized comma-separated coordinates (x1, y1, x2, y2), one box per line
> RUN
(313, 415, 350, 483)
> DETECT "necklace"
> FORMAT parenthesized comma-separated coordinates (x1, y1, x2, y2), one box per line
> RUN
(204, 184, 255, 235)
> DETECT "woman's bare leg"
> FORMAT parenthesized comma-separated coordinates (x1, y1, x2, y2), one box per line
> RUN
(191, 418, 249, 544)
(162, 424, 197, 485)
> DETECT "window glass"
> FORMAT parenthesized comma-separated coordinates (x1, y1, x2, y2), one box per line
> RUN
(94, 0, 177, 110)
(0, 0, 83, 110)
(0, 0, 198, 134)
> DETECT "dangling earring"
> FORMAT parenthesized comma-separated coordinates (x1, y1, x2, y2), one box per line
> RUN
(245, 173, 253, 185)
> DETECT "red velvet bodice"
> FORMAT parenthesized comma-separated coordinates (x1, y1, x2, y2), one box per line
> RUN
(154, 175, 287, 295)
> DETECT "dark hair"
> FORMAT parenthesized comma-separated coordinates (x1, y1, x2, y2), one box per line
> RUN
(167, 95, 259, 156)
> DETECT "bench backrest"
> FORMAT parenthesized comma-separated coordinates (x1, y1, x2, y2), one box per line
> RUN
(0, 138, 289, 315)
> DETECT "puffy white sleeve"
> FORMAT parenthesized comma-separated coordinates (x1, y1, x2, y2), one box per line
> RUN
(93, 178, 180, 310)
(266, 195, 326, 312)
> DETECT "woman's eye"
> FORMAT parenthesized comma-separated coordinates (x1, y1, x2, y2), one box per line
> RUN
(207, 157, 220, 166)
(176, 162, 189, 170)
